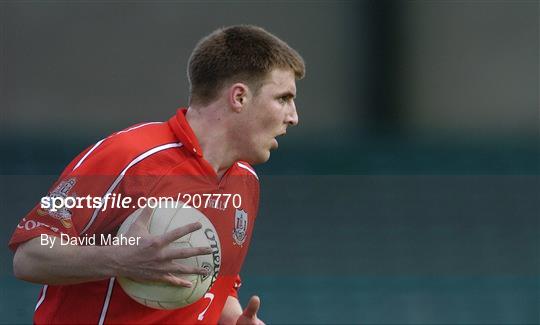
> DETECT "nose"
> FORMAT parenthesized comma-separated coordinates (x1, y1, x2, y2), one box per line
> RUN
(287, 101, 299, 126)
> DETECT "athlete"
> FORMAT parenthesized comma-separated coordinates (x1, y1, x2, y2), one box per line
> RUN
(10, 25, 305, 324)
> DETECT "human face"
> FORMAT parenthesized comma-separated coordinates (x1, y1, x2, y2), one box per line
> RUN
(237, 68, 299, 165)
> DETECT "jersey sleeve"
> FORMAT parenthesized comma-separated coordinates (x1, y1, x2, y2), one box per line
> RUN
(8, 144, 99, 251)
(8, 138, 134, 251)
(8, 172, 117, 252)
(9, 124, 179, 252)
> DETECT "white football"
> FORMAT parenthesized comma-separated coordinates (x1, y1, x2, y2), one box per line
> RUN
(116, 202, 221, 309)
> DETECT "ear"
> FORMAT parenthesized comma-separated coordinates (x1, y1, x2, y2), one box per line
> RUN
(228, 83, 250, 113)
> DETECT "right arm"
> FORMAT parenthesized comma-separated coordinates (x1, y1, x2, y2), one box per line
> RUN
(14, 236, 118, 285)
(13, 208, 211, 287)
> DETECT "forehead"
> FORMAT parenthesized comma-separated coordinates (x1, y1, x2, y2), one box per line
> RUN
(260, 69, 296, 94)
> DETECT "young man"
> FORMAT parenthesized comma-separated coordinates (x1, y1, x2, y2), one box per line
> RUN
(10, 25, 304, 324)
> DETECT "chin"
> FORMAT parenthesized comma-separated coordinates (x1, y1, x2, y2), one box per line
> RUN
(245, 150, 271, 166)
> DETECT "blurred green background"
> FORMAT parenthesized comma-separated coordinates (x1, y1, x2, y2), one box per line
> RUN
(1, 1, 538, 324)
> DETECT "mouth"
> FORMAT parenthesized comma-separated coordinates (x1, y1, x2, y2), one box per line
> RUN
(273, 132, 286, 148)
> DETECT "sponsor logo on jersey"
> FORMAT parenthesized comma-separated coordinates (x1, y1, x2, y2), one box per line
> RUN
(17, 217, 61, 233)
(37, 177, 76, 228)
(233, 209, 248, 246)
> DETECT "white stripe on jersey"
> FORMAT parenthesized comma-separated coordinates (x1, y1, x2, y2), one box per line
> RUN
(80, 142, 183, 234)
(236, 162, 259, 180)
(73, 139, 105, 171)
(72, 122, 163, 172)
(115, 122, 163, 135)
(92, 142, 182, 323)
(98, 278, 116, 325)
(35, 285, 48, 311)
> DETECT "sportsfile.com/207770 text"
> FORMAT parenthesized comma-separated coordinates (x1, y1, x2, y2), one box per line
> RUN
(40, 193, 243, 213)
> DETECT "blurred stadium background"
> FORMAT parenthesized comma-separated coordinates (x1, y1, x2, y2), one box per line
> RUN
(1, 1, 538, 324)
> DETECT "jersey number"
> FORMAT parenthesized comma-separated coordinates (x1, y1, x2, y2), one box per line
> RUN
(197, 293, 215, 321)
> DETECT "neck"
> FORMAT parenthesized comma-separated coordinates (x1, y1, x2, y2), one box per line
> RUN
(185, 104, 236, 178)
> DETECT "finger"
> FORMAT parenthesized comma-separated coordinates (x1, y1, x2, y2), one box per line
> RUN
(162, 273, 193, 287)
(133, 206, 154, 229)
(163, 246, 212, 260)
(126, 273, 192, 288)
(166, 262, 211, 276)
(243, 295, 260, 318)
(159, 222, 202, 245)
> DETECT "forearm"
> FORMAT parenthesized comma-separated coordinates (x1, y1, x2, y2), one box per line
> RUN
(13, 218, 210, 287)
(13, 236, 118, 285)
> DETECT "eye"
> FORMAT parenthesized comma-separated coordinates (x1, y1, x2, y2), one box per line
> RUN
(277, 96, 291, 105)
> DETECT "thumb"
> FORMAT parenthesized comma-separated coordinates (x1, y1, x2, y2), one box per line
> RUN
(243, 296, 260, 318)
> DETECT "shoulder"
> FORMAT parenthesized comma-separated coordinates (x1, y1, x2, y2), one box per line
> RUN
(70, 122, 183, 174)
(107, 121, 179, 152)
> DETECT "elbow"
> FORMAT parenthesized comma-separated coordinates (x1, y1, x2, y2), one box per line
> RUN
(13, 246, 36, 282)
(13, 248, 27, 280)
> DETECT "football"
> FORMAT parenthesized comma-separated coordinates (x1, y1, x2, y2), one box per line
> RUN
(116, 202, 221, 309)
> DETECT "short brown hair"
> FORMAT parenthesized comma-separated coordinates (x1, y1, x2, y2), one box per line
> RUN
(188, 25, 305, 105)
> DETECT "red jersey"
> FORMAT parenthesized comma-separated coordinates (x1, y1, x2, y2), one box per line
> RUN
(9, 109, 260, 324)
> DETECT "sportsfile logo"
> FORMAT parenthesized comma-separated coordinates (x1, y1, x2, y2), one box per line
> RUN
(40, 192, 243, 213)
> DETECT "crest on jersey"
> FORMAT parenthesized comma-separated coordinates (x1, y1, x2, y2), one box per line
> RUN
(37, 177, 76, 228)
(233, 209, 248, 246)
